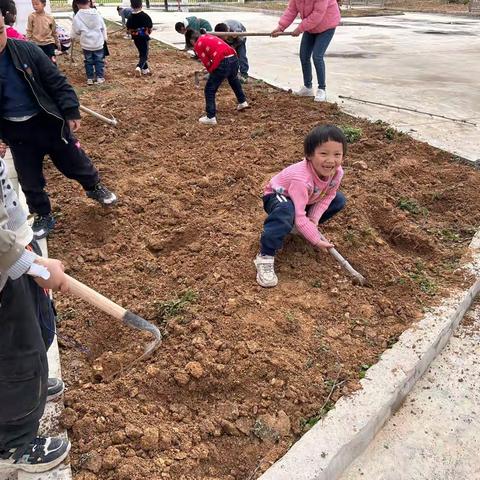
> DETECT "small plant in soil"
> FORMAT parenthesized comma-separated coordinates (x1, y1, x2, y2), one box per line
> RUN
(438, 228, 462, 243)
(387, 334, 400, 348)
(154, 289, 198, 320)
(397, 197, 429, 216)
(300, 401, 334, 430)
(359, 364, 371, 379)
(409, 262, 437, 296)
(340, 125, 363, 143)
(385, 127, 397, 140)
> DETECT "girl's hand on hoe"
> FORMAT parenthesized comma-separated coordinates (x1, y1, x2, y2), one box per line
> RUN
(0, 142, 6, 159)
(291, 27, 301, 37)
(68, 119, 81, 132)
(33, 257, 70, 293)
(315, 238, 334, 252)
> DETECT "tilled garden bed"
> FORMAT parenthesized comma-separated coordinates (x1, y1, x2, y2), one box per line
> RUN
(46, 32, 480, 480)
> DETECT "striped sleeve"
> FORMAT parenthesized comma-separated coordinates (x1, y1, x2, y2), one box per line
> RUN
(288, 180, 323, 246)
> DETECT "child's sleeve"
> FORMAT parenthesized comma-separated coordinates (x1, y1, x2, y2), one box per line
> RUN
(278, 0, 299, 31)
(26, 14, 33, 39)
(101, 18, 108, 41)
(0, 189, 37, 278)
(70, 17, 80, 39)
(52, 17, 59, 47)
(146, 14, 153, 30)
(194, 42, 213, 72)
(288, 180, 325, 246)
(308, 168, 344, 225)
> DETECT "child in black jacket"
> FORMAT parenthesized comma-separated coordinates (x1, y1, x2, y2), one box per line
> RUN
(0, 28, 117, 239)
(126, 0, 152, 75)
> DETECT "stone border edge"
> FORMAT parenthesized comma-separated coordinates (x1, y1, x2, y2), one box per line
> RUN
(259, 231, 480, 480)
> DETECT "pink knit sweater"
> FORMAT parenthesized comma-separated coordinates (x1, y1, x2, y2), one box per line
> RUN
(264, 159, 343, 246)
(278, 0, 341, 34)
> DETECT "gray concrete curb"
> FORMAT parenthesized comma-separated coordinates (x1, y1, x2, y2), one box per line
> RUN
(259, 231, 480, 480)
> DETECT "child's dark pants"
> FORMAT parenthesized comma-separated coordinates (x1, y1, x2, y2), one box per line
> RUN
(38, 43, 56, 62)
(260, 191, 346, 256)
(133, 36, 149, 69)
(205, 56, 246, 118)
(0, 273, 53, 454)
(1, 113, 100, 216)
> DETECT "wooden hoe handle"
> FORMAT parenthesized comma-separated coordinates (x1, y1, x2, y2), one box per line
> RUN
(66, 274, 126, 320)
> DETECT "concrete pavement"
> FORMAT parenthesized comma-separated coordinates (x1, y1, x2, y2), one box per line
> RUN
(341, 304, 480, 480)
(98, 7, 480, 162)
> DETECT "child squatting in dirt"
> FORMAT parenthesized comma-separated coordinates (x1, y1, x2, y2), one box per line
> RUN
(185, 29, 249, 125)
(254, 124, 347, 287)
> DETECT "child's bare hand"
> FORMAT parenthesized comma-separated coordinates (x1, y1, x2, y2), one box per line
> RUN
(0, 142, 6, 159)
(68, 119, 81, 132)
(315, 238, 334, 251)
(34, 257, 69, 293)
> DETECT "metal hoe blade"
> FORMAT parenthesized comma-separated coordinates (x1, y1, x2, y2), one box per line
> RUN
(123, 310, 162, 360)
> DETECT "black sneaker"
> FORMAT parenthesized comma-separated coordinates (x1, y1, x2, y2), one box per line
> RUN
(32, 214, 56, 240)
(47, 377, 65, 401)
(0, 436, 71, 473)
(86, 183, 117, 206)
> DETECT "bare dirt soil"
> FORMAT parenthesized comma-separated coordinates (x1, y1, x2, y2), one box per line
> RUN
(47, 32, 480, 480)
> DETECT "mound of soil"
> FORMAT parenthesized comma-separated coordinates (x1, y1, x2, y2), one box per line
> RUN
(47, 32, 480, 480)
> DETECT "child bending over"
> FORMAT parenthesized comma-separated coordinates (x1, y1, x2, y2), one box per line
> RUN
(27, 0, 59, 62)
(175, 16, 211, 50)
(126, 0, 152, 75)
(71, 0, 107, 85)
(254, 125, 347, 287)
(186, 29, 248, 125)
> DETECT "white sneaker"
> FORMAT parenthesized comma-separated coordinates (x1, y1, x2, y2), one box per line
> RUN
(142, 68, 151, 75)
(254, 254, 278, 288)
(294, 86, 314, 97)
(314, 89, 326, 102)
(135, 66, 141, 76)
(96, 77, 105, 85)
(87, 79, 94, 85)
(199, 116, 217, 125)
(237, 101, 249, 111)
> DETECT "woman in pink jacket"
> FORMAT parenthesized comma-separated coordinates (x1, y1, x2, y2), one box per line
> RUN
(272, 0, 340, 102)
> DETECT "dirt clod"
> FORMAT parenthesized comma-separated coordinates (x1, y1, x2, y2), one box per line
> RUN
(185, 361, 204, 379)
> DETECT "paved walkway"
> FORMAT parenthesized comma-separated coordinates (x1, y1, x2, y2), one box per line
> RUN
(341, 305, 480, 480)
(98, 7, 480, 162)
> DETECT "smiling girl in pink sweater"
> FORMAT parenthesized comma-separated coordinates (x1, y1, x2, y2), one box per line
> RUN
(272, 0, 340, 102)
(254, 125, 347, 287)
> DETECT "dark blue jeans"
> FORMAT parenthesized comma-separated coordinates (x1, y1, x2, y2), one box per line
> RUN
(83, 48, 105, 80)
(300, 28, 335, 90)
(260, 191, 346, 256)
(235, 40, 249, 76)
(133, 36, 149, 69)
(205, 56, 246, 118)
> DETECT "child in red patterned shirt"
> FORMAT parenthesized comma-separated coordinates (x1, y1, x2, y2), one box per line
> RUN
(185, 29, 248, 125)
